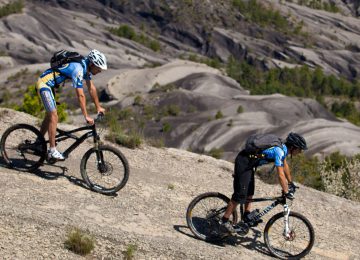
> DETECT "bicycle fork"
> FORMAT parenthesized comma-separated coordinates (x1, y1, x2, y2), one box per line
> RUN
(283, 204, 292, 240)
(93, 137, 105, 170)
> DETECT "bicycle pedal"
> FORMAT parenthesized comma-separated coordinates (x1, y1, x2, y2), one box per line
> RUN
(234, 223, 249, 236)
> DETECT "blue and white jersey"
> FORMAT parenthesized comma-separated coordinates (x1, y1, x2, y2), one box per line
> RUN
(39, 58, 92, 89)
(257, 144, 288, 167)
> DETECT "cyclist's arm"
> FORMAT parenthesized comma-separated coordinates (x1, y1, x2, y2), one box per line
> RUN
(85, 79, 104, 114)
(283, 158, 292, 183)
(276, 166, 288, 193)
(75, 88, 92, 123)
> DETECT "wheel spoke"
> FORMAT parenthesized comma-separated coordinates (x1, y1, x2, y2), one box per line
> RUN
(187, 193, 237, 241)
(265, 213, 314, 259)
(81, 146, 129, 193)
(1, 125, 45, 171)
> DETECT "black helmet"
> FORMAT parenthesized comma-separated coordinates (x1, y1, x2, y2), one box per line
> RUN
(286, 132, 308, 150)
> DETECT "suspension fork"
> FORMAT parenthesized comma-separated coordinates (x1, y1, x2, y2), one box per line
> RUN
(93, 134, 104, 166)
(283, 204, 291, 238)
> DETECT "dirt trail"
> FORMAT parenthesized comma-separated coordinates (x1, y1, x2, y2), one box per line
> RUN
(0, 108, 359, 259)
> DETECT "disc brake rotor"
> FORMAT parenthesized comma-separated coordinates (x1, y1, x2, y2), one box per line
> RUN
(98, 162, 113, 176)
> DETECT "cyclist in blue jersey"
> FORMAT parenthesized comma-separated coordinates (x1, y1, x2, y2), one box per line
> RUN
(36, 49, 107, 160)
(220, 132, 308, 233)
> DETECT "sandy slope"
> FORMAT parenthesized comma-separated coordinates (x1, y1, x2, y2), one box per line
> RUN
(0, 108, 359, 259)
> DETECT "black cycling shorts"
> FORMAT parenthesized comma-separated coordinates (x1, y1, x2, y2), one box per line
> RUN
(231, 150, 257, 203)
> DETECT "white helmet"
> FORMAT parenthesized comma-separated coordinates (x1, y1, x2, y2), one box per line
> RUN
(88, 49, 107, 70)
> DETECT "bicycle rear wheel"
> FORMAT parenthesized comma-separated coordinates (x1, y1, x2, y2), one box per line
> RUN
(186, 192, 238, 242)
(80, 145, 129, 194)
(1, 124, 46, 171)
(264, 211, 315, 260)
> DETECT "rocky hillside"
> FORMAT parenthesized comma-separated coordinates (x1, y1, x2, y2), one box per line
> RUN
(2, 0, 360, 160)
(0, 107, 360, 259)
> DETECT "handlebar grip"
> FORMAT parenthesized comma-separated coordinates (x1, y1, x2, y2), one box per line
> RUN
(95, 112, 105, 122)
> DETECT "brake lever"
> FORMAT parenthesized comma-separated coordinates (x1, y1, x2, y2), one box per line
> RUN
(95, 112, 104, 122)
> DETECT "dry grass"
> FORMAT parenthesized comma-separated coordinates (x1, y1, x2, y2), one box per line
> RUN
(64, 227, 95, 256)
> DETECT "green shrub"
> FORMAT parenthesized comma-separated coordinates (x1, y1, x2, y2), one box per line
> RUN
(208, 148, 224, 159)
(259, 151, 360, 201)
(133, 95, 143, 106)
(331, 101, 360, 126)
(56, 103, 68, 122)
(204, 57, 222, 69)
(123, 244, 137, 260)
(162, 122, 172, 133)
(188, 54, 198, 62)
(320, 154, 360, 201)
(237, 105, 244, 113)
(290, 0, 340, 13)
(187, 105, 197, 113)
(1, 89, 12, 104)
(184, 0, 193, 6)
(150, 83, 176, 93)
(215, 110, 223, 119)
(226, 56, 360, 101)
(288, 153, 324, 190)
(143, 105, 155, 119)
(226, 57, 360, 125)
(110, 131, 142, 149)
(105, 110, 122, 133)
(64, 228, 95, 256)
(0, 0, 24, 18)
(118, 108, 134, 120)
(16, 85, 67, 122)
(109, 25, 161, 52)
(323, 151, 347, 171)
(232, 0, 292, 32)
(166, 105, 181, 116)
(149, 39, 161, 52)
(109, 25, 136, 40)
(146, 137, 165, 148)
(184, 53, 222, 69)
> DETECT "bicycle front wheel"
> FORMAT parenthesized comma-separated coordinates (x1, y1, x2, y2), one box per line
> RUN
(80, 145, 129, 194)
(186, 192, 238, 242)
(1, 124, 46, 171)
(264, 211, 315, 260)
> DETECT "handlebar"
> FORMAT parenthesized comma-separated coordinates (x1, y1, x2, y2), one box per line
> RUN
(94, 112, 105, 123)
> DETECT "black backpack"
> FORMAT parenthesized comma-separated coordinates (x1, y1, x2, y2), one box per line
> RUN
(244, 134, 283, 154)
(49, 50, 84, 90)
(50, 50, 84, 69)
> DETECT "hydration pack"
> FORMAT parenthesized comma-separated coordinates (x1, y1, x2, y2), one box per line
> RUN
(245, 134, 283, 154)
(50, 50, 84, 69)
(49, 50, 84, 90)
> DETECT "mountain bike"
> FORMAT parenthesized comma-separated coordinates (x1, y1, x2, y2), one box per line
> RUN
(186, 188, 315, 259)
(0, 113, 129, 195)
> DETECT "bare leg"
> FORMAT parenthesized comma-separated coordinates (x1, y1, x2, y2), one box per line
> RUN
(223, 199, 239, 219)
(40, 113, 51, 136)
(245, 195, 253, 212)
(48, 110, 58, 148)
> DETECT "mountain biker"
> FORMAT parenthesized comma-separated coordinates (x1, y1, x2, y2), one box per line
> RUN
(36, 49, 107, 160)
(220, 132, 307, 233)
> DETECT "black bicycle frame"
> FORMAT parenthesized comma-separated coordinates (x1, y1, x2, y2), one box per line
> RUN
(240, 196, 287, 222)
(47, 124, 99, 159)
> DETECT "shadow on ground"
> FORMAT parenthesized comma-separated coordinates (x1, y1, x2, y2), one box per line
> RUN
(173, 224, 272, 257)
(0, 156, 117, 197)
